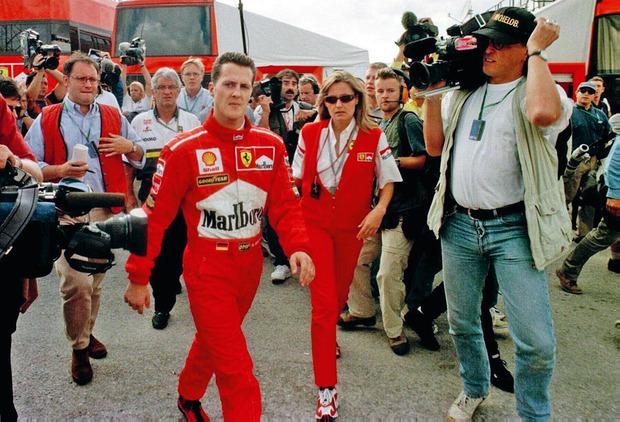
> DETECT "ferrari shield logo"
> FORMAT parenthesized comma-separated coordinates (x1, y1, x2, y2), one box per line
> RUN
(240, 149, 253, 168)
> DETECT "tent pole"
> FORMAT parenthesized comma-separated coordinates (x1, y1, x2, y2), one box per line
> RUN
(238, 0, 248, 55)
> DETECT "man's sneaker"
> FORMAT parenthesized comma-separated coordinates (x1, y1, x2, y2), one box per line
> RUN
(490, 355, 514, 393)
(490, 307, 509, 336)
(388, 333, 410, 356)
(608, 258, 620, 274)
(178, 396, 209, 422)
(152, 311, 170, 330)
(336, 311, 376, 330)
(271, 265, 292, 285)
(447, 391, 486, 422)
(315, 387, 338, 421)
(403, 309, 440, 351)
(556, 269, 583, 294)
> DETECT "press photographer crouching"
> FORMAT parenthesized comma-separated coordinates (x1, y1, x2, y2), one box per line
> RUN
(420, 7, 573, 420)
(0, 94, 42, 421)
(24, 52, 146, 386)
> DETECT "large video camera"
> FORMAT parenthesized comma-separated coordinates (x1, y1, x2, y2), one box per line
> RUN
(20, 29, 62, 70)
(119, 37, 146, 66)
(256, 77, 285, 111)
(88, 49, 121, 88)
(0, 164, 147, 277)
(404, 12, 493, 94)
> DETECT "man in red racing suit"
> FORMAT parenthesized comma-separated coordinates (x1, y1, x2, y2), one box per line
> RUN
(124, 52, 315, 421)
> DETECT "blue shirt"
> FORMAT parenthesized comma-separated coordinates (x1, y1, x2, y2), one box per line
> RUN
(177, 87, 214, 118)
(605, 135, 620, 199)
(25, 96, 145, 193)
(570, 104, 610, 151)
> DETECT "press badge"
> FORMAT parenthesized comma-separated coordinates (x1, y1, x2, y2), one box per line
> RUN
(469, 119, 486, 141)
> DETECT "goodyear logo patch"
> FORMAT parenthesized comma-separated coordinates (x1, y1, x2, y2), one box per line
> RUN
(197, 174, 230, 187)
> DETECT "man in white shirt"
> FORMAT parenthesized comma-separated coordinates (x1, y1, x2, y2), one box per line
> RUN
(121, 60, 153, 119)
(423, 7, 572, 421)
(129, 67, 201, 331)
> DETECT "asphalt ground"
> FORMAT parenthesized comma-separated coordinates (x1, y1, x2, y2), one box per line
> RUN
(11, 245, 619, 420)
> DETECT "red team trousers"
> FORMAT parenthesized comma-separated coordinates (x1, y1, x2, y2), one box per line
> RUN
(177, 240, 263, 421)
(307, 225, 363, 387)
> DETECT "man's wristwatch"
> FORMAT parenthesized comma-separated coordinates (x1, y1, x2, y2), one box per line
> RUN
(527, 49, 548, 62)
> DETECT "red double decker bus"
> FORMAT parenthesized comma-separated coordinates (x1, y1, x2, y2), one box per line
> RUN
(0, 0, 116, 78)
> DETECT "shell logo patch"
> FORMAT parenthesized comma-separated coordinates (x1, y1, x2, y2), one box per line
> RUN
(196, 148, 223, 174)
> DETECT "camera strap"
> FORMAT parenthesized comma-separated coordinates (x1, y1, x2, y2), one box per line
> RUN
(0, 183, 39, 259)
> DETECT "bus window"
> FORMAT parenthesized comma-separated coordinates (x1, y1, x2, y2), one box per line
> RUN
(114, 5, 212, 56)
(594, 14, 619, 74)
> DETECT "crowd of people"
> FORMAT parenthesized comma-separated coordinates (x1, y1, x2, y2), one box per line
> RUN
(0, 5, 618, 422)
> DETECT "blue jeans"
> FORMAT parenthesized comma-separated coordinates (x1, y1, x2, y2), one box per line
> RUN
(441, 210, 556, 421)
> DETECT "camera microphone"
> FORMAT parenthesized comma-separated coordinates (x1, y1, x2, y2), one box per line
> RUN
(63, 192, 126, 209)
(119, 42, 130, 53)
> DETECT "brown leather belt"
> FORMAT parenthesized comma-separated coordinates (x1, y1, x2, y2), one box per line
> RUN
(455, 202, 525, 220)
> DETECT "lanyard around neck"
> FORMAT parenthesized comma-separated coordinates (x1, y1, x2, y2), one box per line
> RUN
(477, 84, 518, 120)
(184, 89, 202, 113)
(154, 107, 182, 133)
(63, 103, 94, 144)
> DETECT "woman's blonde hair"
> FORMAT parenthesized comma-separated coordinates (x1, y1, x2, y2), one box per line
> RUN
(317, 70, 377, 132)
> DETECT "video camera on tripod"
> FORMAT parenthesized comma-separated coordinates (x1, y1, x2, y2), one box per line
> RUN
(0, 163, 147, 277)
(20, 29, 63, 70)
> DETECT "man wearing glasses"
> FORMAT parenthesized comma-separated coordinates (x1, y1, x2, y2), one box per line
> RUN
(177, 57, 214, 119)
(424, 7, 573, 420)
(25, 53, 145, 386)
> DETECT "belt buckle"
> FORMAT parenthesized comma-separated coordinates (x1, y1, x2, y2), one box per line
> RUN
(467, 208, 477, 220)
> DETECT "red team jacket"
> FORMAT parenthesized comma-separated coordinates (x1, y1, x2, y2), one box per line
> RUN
(125, 114, 311, 285)
(299, 120, 381, 231)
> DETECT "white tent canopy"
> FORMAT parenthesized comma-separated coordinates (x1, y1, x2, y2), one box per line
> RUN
(214, 1, 369, 78)
(534, 0, 596, 66)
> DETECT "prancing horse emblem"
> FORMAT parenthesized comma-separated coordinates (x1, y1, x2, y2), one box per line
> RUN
(241, 150, 253, 167)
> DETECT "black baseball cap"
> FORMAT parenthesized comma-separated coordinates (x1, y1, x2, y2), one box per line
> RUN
(473, 7, 536, 45)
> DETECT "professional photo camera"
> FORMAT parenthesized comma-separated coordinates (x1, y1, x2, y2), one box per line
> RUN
(20, 29, 62, 70)
(256, 76, 285, 111)
(88, 49, 121, 88)
(119, 37, 146, 66)
(404, 12, 493, 95)
(0, 163, 147, 277)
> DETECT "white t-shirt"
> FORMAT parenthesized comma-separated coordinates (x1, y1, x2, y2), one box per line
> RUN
(95, 90, 121, 110)
(446, 78, 573, 209)
(131, 108, 201, 159)
(292, 119, 402, 191)
(122, 94, 152, 114)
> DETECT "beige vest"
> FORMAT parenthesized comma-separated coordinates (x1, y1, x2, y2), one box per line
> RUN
(427, 81, 572, 270)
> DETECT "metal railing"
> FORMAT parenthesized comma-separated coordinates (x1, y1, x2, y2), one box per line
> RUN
(487, 0, 556, 12)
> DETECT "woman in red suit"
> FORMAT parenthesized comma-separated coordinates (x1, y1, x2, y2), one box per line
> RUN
(292, 71, 401, 421)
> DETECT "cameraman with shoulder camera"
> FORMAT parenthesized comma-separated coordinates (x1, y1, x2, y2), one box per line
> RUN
(0, 93, 42, 421)
(423, 8, 573, 420)
(24, 52, 145, 386)
(25, 53, 66, 118)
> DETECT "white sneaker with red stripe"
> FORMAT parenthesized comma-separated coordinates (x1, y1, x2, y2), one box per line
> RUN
(315, 387, 338, 420)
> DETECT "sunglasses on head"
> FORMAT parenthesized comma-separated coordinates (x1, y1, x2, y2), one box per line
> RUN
(578, 88, 595, 95)
(324, 94, 356, 104)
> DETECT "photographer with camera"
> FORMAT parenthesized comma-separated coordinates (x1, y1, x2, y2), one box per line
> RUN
(0, 93, 42, 421)
(25, 53, 66, 118)
(177, 57, 213, 118)
(120, 60, 153, 120)
(24, 52, 145, 386)
(254, 69, 315, 283)
(422, 7, 573, 420)
(0, 77, 31, 134)
(127, 67, 201, 329)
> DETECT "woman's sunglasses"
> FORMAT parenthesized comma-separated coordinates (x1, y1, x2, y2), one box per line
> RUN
(324, 94, 356, 104)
